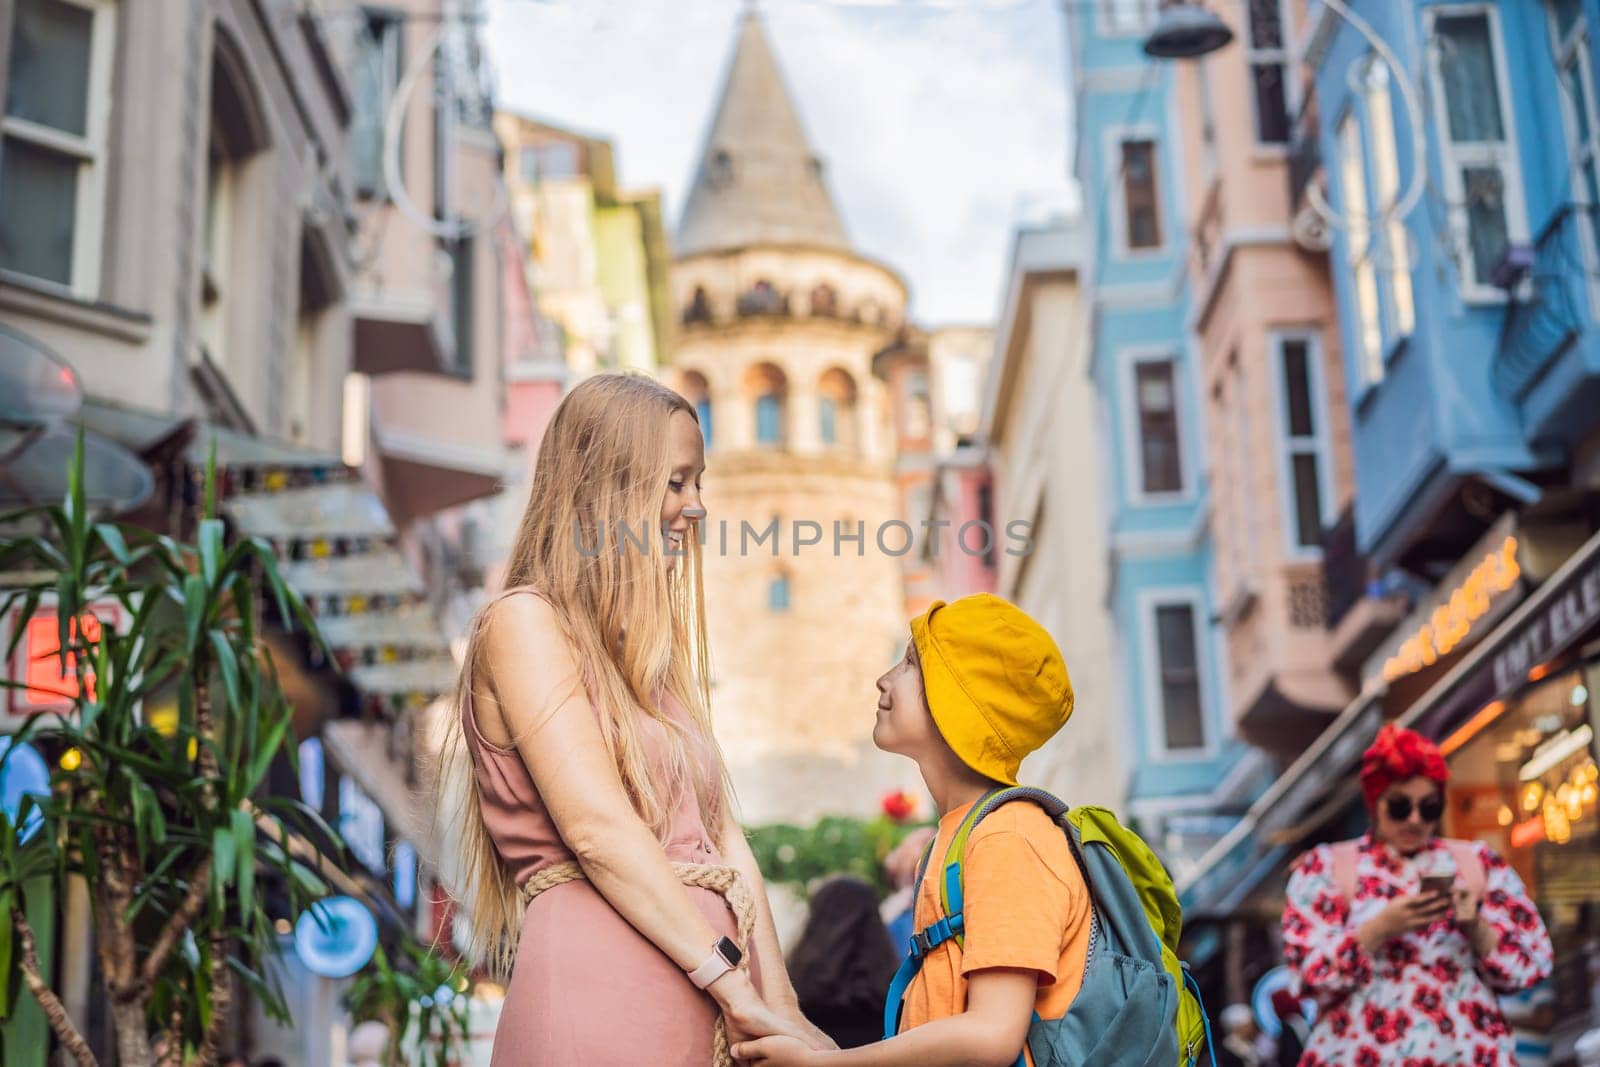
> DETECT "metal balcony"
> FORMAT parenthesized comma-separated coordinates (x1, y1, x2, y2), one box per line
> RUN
(1494, 204, 1593, 402)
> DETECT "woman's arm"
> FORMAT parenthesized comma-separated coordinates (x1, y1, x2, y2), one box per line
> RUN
(482, 595, 772, 1024)
(718, 807, 837, 1050)
(1460, 844, 1552, 993)
(1281, 846, 1374, 998)
(732, 968, 1038, 1067)
(718, 806, 797, 1008)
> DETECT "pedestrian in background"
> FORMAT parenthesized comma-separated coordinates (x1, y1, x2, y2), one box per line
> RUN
(880, 824, 936, 952)
(1281, 724, 1552, 1066)
(1269, 988, 1309, 1067)
(1213, 1004, 1263, 1067)
(788, 876, 901, 1049)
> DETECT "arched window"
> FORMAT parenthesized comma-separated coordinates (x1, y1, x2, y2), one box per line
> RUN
(679, 370, 713, 448)
(768, 571, 791, 612)
(809, 283, 838, 317)
(817, 368, 859, 452)
(744, 362, 788, 447)
(738, 279, 787, 317)
(683, 285, 713, 325)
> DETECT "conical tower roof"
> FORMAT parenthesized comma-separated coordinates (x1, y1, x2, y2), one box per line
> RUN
(676, 7, 849, 256)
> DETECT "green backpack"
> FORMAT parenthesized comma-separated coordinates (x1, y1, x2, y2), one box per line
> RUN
(882, 787, 1213, 1067)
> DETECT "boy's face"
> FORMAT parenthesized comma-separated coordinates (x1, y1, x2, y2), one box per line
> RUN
(874, 640, 940, 757)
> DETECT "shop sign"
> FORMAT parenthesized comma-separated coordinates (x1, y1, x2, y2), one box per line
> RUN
(338, 775, 386, 876)
(1383, 536, 1521, 682)
(3, 601, 124, 718)
(1490, 547, 1600, 694)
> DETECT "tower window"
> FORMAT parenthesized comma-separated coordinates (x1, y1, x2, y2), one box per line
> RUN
(768, 572, 791, 612)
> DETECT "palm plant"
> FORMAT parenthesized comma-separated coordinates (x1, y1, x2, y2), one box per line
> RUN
(345, 940, 472, 1067)
(0, 439, 339, 1066)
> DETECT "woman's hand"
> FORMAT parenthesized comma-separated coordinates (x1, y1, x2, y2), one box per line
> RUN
(778, 1007, 839, 1052)
(712, 972, 821, 1050)
(731, 1035, 824, 1066)
(1357, 890, 1451, 952)
(1452, 887, 1499, 957)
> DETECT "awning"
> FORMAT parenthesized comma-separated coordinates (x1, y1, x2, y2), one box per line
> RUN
(349, 658, 458, 698)
(1178, 525, 1600, 918)
(321, 718, 419, 838)
(227, 483, 395, 541)
(317, 610, 447, 654)
(281, 551, 426, 599)
(372, 422, 505, 521)
(351, 293, 452, 376)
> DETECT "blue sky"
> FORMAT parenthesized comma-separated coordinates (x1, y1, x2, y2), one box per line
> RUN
(484, 0, 1075, 326)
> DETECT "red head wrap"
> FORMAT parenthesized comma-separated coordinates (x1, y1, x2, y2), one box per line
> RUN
(1359, 724, 1448, 809)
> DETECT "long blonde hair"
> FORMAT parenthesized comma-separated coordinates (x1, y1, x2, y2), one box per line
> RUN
(431, 373, 729, 977)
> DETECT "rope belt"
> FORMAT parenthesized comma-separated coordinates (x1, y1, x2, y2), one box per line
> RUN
(519, 860, 756, 1067)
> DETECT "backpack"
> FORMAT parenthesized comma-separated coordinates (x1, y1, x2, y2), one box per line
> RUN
(882, 786, 1213, 1067)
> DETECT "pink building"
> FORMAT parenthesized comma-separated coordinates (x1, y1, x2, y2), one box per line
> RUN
(1173, 0, 1358, 756)
(925, 451, 997, 599)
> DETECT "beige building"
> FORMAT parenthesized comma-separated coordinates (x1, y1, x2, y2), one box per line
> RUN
(1, 1, 509, 1061)
(981, 222, 1124, 809)
(667, 9, 921, 824)
(495, 112, 673, 376)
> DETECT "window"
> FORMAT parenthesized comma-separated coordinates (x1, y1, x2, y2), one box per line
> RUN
(445, 234, 475, 375)
(519, 145, 540, 184)
(904, 367, 932, 441)
(1133, 358, 1183, 495)
(1100, 0, 1154, 34)
(756, 393, 782, 444)
(1223, 358, 1259, 594)
(0, 0, 113, 290)
(696, 397, 714, 448)
(1121, 140, 1163, 250)
(351, 9, 403, 198)
(528, 141, 579, 182)
(1363, 62, 1415, 337)
(1549, 0, 1600, 290)
(1427, 8, 1527, 296)
(1273, 334, 1332, 552)
(1246, 0, 1291, 145)
(767, 572, 790, 612)
(1338, 111, 1385, 384)
(1152, 601, 1206, 753)
(818, 396, 837, 446)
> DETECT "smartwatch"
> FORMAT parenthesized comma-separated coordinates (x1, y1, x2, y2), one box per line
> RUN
(686, 936, 743, 989)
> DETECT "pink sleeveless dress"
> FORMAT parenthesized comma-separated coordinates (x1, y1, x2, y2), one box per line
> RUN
(462, 591, 764, 1066)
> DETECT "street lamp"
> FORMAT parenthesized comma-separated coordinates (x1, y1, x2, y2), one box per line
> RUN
(1142, 3, 1235, 59)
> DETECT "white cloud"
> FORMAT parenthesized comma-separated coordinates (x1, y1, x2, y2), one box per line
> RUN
(485, 0, 1073, 325)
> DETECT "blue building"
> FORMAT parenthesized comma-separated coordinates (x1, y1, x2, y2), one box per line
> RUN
(1305, 0, 1600, 577)
(1063, 1, 1265, 878)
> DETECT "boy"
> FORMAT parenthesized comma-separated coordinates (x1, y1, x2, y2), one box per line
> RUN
(733, 595, 1090, 1067)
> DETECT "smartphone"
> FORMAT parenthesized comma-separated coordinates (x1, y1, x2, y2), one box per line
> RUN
(1419, 874, 1455, 896)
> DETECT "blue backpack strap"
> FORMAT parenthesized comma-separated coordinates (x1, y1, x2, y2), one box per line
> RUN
(882, 787, 1069, 1047)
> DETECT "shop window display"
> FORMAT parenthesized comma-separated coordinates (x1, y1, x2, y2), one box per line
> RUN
(1444, 661, 1600, 1052)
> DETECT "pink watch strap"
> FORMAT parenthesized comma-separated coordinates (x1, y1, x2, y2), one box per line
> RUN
(686, 947, 733, 990)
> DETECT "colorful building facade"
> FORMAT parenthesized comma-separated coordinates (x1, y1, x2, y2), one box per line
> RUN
(1064, 1, 1266, 880)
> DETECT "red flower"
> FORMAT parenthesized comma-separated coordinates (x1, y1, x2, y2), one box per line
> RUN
(1355, 1046, 1383, 1067)
(881, 790, 917, 823)
(1473, 1045, 1498, 1067)
(1313, 891, 1345, 920)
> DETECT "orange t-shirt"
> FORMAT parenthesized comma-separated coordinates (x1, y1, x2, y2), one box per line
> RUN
(896, 799, 1092, 1067)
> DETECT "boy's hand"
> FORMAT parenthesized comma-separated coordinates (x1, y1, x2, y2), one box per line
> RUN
(732, 1035, 823, 1066)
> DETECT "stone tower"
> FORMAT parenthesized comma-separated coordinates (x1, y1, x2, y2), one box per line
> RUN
(668, 8, 921, 825)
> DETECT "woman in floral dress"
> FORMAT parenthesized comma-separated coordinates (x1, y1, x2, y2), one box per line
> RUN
(1281, 725, 1552, 1067)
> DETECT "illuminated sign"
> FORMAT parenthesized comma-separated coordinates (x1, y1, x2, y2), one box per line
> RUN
(1383, 537, 1520, 682)
(5, 604, 122, 716)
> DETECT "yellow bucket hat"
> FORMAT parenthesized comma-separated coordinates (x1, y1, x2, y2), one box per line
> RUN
(910, 594, 1074, 786)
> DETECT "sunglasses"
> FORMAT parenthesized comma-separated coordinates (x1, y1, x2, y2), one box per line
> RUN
(1384, 794, 1444, 822)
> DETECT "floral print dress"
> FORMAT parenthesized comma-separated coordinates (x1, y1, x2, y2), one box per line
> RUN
(1281, 835, 1552, 1067)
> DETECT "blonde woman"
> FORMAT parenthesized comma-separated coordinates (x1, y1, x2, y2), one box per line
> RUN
(434, 375, 826, 1063)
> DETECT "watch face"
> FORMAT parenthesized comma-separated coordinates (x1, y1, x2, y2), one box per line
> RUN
(717, 936, 743, 967)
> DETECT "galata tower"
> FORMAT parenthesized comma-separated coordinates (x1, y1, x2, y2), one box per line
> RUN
(668, 8, 922, 825)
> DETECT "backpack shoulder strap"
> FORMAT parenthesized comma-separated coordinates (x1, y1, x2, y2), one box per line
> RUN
(936, 787, 1070, 947)
(1442, 838, 1486, 899)
(1328, 840, 1361, 902)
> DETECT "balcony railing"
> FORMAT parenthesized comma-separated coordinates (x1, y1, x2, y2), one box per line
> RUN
(1494, 204, 1595, 401)
(1287, 96, 1322, 215)
(1322, 506, 1365, 630)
